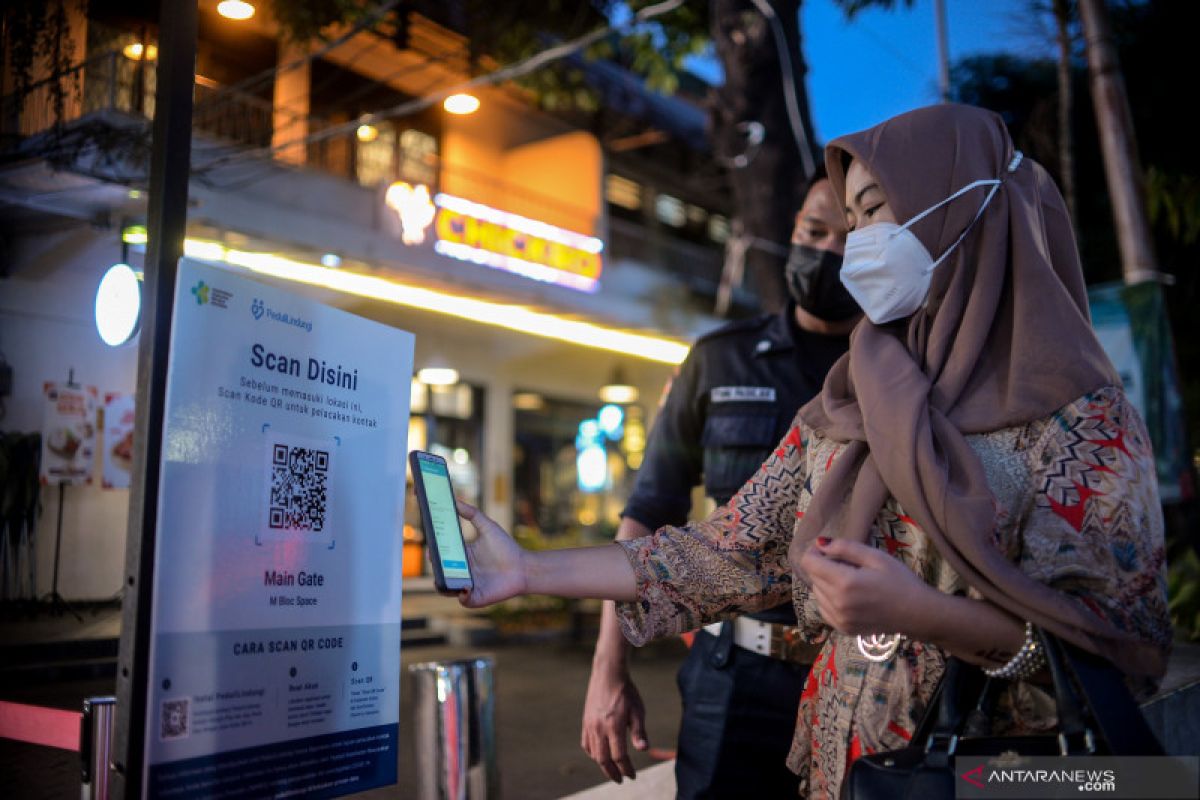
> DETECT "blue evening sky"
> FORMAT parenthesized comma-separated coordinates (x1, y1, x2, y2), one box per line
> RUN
(683, 0, 1060, 144)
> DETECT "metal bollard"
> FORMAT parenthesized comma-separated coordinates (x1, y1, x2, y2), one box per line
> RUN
(80, 696, 115, 800)
(409, 657, 498, 800)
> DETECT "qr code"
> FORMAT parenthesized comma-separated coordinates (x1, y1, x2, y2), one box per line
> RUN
(160, 698, 189, 740)
(269, 443, 330, 532)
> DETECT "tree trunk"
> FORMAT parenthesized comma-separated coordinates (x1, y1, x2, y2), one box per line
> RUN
(710, 0, 819, 314)
(1077, 0, 1158, 284)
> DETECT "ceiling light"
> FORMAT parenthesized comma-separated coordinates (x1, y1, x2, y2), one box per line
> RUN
(599, 368, 639, 404)
(443, 94, 480, 115)
(320, 253, 342, 268)
(599, 384, 639, 404)
(217, 1, 255, 21)
(181, 239, 688, 365)
(121, 224, 148, 245)
(417, 367, 460, 386)
(356, 124, 379, 142)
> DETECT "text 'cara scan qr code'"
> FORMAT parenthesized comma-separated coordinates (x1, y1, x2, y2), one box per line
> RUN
(269, 443, 329, 532)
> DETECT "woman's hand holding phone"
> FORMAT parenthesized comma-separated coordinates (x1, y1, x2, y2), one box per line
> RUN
(455, 500, 529, 608)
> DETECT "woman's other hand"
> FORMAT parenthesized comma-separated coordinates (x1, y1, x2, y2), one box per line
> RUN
(456, 500, 528, 608)
(800, 537, 936, 637)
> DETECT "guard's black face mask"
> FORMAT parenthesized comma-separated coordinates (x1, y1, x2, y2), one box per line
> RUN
(784, 244, 859, 322)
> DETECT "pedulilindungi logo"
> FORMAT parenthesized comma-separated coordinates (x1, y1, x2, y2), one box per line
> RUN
(191, 281, 210, 305)
(192, 280, 232, 309)
(250, 298, 313, 332)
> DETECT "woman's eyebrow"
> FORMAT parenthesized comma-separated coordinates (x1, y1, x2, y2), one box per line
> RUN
(853, 183, 881, 207)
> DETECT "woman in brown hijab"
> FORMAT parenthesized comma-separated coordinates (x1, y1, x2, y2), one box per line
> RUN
(452, 105, 1172, 795)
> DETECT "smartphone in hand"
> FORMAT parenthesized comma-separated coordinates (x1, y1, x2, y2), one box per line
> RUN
(409, 450, 474, 593)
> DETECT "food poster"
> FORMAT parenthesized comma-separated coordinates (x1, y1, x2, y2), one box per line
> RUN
(103, 392, 136, 489)
(40, 382, 98, 485)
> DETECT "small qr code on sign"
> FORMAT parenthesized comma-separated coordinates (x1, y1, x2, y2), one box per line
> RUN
(269, 443, 330, 533)
(160, 698, 189, 740)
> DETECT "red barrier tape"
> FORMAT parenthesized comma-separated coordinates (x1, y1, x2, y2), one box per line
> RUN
(0, 700, 81, 751)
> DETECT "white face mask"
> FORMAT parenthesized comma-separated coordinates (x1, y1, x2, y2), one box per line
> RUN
(840, 152, 1023, 324)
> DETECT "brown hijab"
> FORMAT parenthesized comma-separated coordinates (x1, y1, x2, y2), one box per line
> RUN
(796, 104, 1162, 678)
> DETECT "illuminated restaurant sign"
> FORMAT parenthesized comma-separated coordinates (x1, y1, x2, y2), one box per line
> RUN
(385, 182, 604, 292)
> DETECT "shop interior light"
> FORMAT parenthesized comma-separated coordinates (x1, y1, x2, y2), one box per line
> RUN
(599, 367, 639, 404)
(217, 1, 256, 20)
(576, 445, 608, 492)
(182, 238, 688, 365)
(599, 384, 638, 404)
(443, 93, 480, 115)
(122, 42, 158, 61)
(597, 404, 624, 438)
(95, 263, 142, 346)
(512, 392, 546, 411)
(356, 124, 379, 143)
(417, 367, 459, 386)
(122, 224, 148, 245)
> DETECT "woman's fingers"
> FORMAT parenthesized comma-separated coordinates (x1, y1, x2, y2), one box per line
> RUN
(813, 537, 879, 567)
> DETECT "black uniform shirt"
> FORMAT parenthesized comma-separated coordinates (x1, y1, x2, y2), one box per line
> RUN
(622, 305, 849, 624)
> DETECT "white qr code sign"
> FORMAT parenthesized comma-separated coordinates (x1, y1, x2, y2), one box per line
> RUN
(141, 259, 413, 797)
(260, 433, 335, 544)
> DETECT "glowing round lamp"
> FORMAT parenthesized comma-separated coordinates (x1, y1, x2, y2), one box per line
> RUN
(96, 263, 142, 346)
(217, 1, 256, 21)
(443, 93, 480, 115)
(356, 124, 379, 142)
(417, 367, 459, 386)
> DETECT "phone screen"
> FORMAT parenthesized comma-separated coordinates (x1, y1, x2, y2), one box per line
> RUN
(415, 455, 471, 582)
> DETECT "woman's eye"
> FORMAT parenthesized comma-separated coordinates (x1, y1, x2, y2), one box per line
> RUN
(864, 204, 883, 219)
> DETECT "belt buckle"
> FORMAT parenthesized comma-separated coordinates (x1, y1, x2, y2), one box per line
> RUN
(769, 624, 805, 662)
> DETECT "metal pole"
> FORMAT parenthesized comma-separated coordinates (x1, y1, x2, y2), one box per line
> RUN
(110, 0, 196, 795)
(81, 696, 117, 800)
(1077, 0, 1160, 284)
(934, 0, 951, 103)
(409, 657, 498, 800)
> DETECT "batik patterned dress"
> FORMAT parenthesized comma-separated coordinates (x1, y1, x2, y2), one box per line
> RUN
(615, 385, 1172, 798)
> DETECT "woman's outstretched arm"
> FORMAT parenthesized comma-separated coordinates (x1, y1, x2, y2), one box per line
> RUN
(455, 500, 637, 608)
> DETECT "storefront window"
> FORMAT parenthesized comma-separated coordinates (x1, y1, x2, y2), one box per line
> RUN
(512, 393, 642, 549)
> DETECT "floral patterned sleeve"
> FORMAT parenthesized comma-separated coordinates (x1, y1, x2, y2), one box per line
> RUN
(614, 420, 808, 645)
(1019, 386, 1173, 696)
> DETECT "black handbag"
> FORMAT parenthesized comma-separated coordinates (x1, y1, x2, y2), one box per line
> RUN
(841, 628, 1164, 800)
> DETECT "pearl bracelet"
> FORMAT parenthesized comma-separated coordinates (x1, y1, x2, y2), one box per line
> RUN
(982, 621, 1046, 680)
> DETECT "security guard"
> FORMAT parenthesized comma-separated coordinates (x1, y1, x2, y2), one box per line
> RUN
(582, 174, 859, 797)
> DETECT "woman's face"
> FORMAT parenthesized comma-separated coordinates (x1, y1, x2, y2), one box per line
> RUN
(843, 159, 897, 232)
